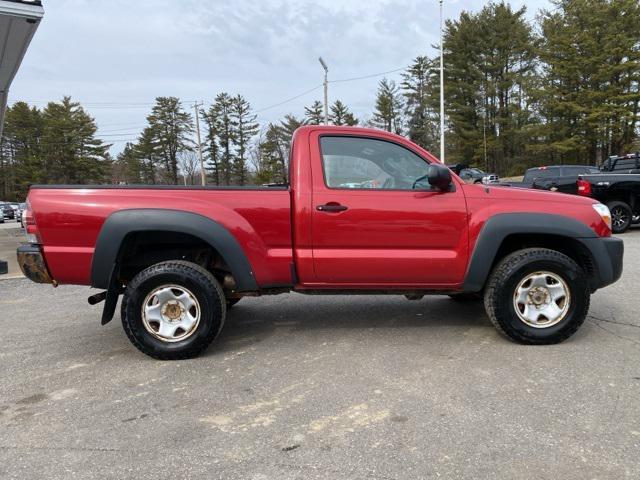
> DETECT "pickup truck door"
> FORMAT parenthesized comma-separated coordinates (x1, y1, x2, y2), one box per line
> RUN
(308, 133, 469, 286)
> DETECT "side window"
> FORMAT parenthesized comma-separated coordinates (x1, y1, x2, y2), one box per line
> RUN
(319, 136, 431, 190)
(527, 168, 557, 181)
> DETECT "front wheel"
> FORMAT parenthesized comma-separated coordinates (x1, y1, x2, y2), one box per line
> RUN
(121, 260, 226, 360)
(483, 248, 589, 345)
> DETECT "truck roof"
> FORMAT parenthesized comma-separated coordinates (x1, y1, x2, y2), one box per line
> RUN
(292, 125, 441, 163)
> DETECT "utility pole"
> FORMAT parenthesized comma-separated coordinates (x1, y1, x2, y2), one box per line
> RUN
(439, 0, 445, 164)
(319, 57, 329, 125)
(193, 101, 206, 186)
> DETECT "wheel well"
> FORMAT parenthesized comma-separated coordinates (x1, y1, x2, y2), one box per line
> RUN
(492, 234, 596, 278)
(605, 191, 636, 211)
(116, 231, 235, 290)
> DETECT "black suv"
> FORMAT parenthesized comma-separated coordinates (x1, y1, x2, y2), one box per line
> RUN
(447, 164, 499, 184)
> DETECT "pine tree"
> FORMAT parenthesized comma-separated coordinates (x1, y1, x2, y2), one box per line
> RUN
(371, 78, 404, 134)
(537, 0, 640, 164)
(114, 142, 143, 184)
(0, 101, 43, 199)
(330, 100, 358, 126)
(145, 97, 193, 184)
(439, 3, 537, 173)
(255, 124, 286, 184)
(278, 114, 303, 141)
(304, 100, 324, 125)
(202, 104, 220, 185)
(205, 93, 235, 185)
(230, 95, 259, 185)
(133, 127, 160, 184)
(39, 97, 111, 185)
(401, 56, 439, 151)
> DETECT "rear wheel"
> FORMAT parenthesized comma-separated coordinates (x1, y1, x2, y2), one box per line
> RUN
(607, 201, 632, 233)
(121, 260, 226, 360)
(483, 248, 589, 345)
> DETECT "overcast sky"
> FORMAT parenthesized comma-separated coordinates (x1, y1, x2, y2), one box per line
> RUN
(9, 0, 551, 154)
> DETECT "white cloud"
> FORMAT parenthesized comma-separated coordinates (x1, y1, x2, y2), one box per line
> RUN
(8, 0, 551, 153)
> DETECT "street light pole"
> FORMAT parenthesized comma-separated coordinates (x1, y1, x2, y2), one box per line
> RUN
(439, 0, 445, 164)
(319, 57, 329, 125)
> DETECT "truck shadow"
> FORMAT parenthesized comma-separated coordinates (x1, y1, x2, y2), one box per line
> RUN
(210, 294, 489, 355)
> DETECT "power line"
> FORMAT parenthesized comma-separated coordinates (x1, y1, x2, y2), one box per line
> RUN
(95, 121, 149, 128)
(94, 133, 140, 138)
(253, 84, 322, 113)
(97, 127, 146, 133)
(16, 64, 410, 118)
(329, 66, 408, 84)
(22, 100, 201, 106)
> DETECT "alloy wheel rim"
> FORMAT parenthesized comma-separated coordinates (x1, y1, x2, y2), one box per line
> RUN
(141, 285, 201, 342)
(611, 208, 628, 229)
(513, 271, 570, 328)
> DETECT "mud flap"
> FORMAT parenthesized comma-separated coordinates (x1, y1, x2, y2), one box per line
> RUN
(101, 266, 122, 326)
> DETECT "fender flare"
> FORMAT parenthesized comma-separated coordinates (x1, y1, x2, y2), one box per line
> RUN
(91, 209, 258, 292)
(461, 213, 598, 292)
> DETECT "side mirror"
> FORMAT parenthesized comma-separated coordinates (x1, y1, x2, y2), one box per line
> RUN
(428, 164, 452, 191)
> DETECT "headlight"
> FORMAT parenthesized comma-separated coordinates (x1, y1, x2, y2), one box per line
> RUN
(592, 203, 611, 230)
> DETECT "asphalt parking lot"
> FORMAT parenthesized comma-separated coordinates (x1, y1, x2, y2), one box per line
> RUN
(0, 223, 639, 479)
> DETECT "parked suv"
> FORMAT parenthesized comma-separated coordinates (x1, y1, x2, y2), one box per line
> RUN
(1, 203, 15, 220)
(447, 164, 498, 184)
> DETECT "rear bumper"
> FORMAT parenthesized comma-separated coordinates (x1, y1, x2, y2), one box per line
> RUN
(580, 237, 624, 291)
(16, 244, 54, 284)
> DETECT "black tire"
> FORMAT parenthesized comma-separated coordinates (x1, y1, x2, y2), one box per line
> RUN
(121, 260, 226, 360)
(607, 201, 632, 233)
(226, 297, 241, 308)
(483, 248, 589, 345)
(448, 293, 481, 302)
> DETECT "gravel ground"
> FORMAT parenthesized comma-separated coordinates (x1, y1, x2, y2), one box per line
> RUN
(0, 228, 638, 479)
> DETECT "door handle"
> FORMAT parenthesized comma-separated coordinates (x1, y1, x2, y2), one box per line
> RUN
(316, 203, 348, 212)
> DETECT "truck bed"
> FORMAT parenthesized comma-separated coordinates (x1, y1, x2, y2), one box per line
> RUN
(28, 185, 293, 286)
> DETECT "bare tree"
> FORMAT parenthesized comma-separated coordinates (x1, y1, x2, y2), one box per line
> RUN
(179, 151, 200, 185)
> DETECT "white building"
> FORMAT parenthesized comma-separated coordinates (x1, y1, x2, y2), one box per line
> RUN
(0, 0, 44, 137)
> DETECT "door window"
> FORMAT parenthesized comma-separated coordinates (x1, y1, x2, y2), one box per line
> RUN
(319, 136, 432, 190)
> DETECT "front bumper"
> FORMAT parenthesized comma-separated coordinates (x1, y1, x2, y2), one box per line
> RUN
(16, 244, 53, 284)
(580, 236, 624, 291)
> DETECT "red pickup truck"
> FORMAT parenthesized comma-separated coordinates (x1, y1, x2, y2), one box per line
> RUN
(18, 126, 623, 359)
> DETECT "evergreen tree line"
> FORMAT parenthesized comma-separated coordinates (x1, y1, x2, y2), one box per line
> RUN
(1, 0, 639, 200)
(0, 98, 110, 200)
